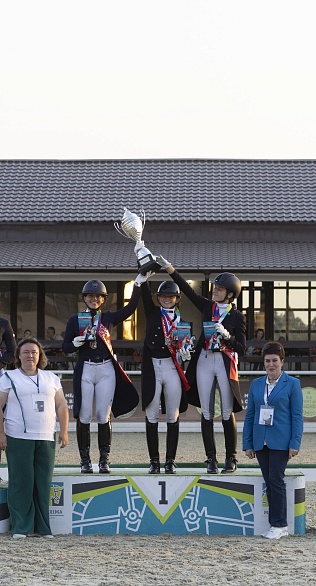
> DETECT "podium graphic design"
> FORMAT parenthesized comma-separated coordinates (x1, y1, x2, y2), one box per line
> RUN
(0, 470, 306, 536)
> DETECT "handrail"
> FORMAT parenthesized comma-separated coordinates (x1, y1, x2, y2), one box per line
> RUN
(51, 369, 316, 377)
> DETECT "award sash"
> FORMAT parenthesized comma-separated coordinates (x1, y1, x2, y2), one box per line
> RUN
(204, 303, 238, 381)
(161, 310, 190, 392)
(97, 322, 132, 384)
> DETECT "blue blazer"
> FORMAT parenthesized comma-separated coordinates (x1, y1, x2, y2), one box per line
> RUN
(242, 372, 303, 452)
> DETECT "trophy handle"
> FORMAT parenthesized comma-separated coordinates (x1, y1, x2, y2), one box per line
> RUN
(139, 209, 146, 230)
(114, 222, 130, 239)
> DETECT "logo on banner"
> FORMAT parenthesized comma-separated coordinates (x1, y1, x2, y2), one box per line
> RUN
(50, 482, 64, 507)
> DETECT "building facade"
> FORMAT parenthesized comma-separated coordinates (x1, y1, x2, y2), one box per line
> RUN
(1, 159, 316, 347)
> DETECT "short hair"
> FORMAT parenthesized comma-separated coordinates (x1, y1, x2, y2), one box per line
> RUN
(47, 326, 55, 333)
(15, 337, 48, 370)
(262, 341, 285, 361)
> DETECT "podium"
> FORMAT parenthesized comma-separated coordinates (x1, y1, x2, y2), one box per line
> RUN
(0, 468, 305, 536)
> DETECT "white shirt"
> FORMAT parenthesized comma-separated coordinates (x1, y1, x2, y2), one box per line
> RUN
(0, 369, 62, 441)
(217, 303, 230, 316)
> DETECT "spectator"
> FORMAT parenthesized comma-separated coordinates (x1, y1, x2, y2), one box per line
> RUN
(46, 327, 63, 341)
(249, 328, 265, 370)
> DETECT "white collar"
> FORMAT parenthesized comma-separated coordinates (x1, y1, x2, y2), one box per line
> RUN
(265, 373, 282, 388)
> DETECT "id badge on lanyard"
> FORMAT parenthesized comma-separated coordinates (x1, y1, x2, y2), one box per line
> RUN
(259, 385, 274, 426)
(259, 405, 274, 426)
(32, 393, 46, 412)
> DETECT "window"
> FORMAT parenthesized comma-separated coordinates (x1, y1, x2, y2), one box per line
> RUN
(0, 282, 10, 320)
(274, 282, 316, 341)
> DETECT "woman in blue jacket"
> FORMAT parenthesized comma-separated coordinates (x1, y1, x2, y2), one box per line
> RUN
(243, 341, 303, 540)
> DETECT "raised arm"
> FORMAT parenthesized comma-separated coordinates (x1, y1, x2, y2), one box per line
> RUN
(110, 281, 142, 327)
(141, 281, 156, 317)
(156, 255, 209, 313)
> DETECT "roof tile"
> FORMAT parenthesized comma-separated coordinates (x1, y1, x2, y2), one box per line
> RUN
(0, 159, 315, 223)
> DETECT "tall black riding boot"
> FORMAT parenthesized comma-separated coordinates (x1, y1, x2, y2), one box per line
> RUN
(201, 415, 218, 474)
(221, 413, 238, 474)
(146, 418, 160, 474)
(76, 419, 93, 473)
(98, 421, 112, 473)
(165, 419, 179, 474)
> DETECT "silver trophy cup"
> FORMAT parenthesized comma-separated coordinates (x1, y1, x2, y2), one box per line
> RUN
(114, 208, 161, 275)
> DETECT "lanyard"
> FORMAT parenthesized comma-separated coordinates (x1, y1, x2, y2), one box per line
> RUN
(264, 382, 277, 405)
(20, 368, 39, 393)
(212, 303, 232, 323)
(161, 308, 180, 340)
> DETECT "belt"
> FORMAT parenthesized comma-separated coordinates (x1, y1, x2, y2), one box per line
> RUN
(84, 357, 110, 364)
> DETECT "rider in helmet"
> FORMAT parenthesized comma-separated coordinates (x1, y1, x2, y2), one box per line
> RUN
(156, 257, 246, 475)
(140, 278, 191, 474)
(62, 273, 149, 473)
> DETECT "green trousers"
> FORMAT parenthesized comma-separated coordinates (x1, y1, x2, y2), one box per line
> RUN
(6, 435, 56, 536)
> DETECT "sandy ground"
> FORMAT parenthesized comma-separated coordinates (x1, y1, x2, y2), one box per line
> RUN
(1, 432, 316, 586)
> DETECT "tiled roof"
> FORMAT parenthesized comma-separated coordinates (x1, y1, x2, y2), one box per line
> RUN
(1, 240, 315, 271)
(0, 159, 315, 223)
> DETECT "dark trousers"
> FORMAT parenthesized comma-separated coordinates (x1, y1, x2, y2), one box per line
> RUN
(6, 435, 56, 536)
(256, 446, 289, 528)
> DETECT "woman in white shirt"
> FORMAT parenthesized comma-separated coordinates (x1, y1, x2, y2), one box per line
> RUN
(0, 337, 69, 539)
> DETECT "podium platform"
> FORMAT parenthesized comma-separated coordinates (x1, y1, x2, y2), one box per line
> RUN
(0, 467, 305, 536)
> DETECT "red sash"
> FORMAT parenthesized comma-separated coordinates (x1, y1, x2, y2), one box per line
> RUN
(98, 323, 132, 384)
(212, 303, 238, 381)
(161, 313, 190, 392)
(220, 343, 239, 382)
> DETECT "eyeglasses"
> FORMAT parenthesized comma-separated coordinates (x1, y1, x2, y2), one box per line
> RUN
(262, 343, 283, 353)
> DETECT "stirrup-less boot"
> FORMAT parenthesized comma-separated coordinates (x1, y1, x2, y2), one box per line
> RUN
(76, 419, 93, 473)
(201, 415, 218, 474)
(165, 419, 179, 474)
(221, 413, 238, 474)
(98, 421, 112, 473)
(146, 418, 160, 474)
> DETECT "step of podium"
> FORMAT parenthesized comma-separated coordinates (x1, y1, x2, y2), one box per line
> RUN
(0, 469, 305, 536)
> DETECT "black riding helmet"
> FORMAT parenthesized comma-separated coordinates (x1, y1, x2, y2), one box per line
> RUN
(82, 280, 108, 299)
(213, 272, 241, 299)
(156, 281, 181, 306)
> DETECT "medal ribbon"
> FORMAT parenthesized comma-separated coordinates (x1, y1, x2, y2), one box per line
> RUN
(160, 309, 190, 392)
(212, 303, 232, 323)
(211, 303, 238, 380)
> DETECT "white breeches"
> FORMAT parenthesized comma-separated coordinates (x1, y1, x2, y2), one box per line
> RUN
(79, 360, 115, 424)
(196, 350, 234, 421)
(145, 357, 182, 424)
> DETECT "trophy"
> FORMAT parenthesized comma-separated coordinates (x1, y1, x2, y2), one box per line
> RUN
(114, 208, 161, 275)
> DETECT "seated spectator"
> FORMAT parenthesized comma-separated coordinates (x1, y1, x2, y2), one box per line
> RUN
(249, 328, 265, 370)
(46, 327, 63, 341)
